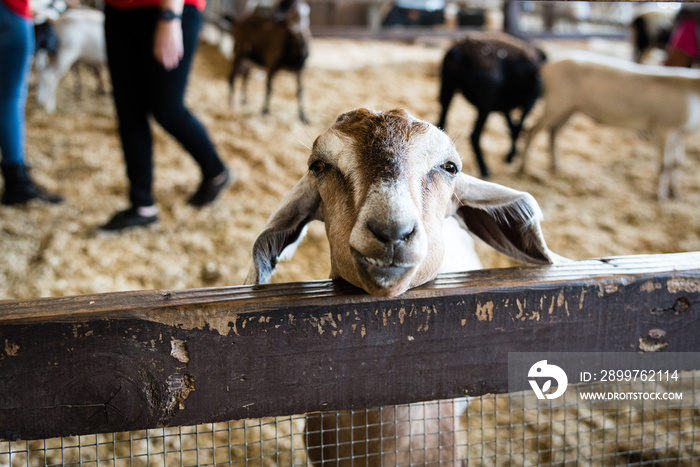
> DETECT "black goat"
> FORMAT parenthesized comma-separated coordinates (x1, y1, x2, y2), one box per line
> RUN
(436, 32, 545, 178)
(228, 0, 311, 124)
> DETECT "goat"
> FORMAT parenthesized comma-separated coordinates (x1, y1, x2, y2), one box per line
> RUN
(36, 8, 107, 114)
(34, 16, 106, 103)
(630, 9, 675, 64)
(518, 50, 700, 201)
(436, 31, 546, 178)
(246, 108, 562, 465)
(228, 0, 311, 124)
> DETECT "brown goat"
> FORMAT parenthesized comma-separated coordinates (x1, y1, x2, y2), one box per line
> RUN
(246, 108, 563, 465)
(228, 0, 311, 123)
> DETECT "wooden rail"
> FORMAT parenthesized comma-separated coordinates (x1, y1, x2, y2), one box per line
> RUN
(1, 252, 700, 441)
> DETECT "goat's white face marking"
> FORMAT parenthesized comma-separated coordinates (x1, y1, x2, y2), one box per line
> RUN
(308, 108, 462, 296)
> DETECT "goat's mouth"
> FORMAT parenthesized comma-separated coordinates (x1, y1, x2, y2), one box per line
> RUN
(351, 248, 418, 289)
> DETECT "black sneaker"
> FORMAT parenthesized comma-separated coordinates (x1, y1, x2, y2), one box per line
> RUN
(188, 168, 233, 207)
(98, 207, 158, 232)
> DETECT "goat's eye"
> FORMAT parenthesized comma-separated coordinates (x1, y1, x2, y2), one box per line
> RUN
(441, 161, 459, 175)
(309, 160, 326, 176)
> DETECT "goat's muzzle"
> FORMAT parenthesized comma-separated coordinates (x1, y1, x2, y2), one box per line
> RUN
(348, 198, 428, 296)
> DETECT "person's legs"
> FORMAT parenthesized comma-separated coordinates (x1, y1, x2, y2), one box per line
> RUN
(104, 6, 157, 209)
(101, 6, 230, 230)
(0, 2, 63, 205)
(0, 2, 31, 166)
(99, 6, 158, 230)
(149, 5, 230, 206)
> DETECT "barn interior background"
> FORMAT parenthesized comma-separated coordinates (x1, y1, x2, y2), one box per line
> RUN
(1, 0, 699, 465)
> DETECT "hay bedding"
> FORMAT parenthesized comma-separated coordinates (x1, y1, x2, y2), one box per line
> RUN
(3, 37, 700, 299)
(3, 37, 700, 464)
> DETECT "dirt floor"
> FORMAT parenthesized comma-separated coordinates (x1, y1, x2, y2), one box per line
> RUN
(3, 36, 700, 300)
(3, 36, 700, 464)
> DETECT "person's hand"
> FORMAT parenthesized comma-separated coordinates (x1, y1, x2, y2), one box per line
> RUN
(153, 19, 184, 70)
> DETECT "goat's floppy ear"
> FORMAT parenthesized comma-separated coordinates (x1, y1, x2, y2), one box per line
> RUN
(451, 173, 564, 265)
(246, 173, 322, 285)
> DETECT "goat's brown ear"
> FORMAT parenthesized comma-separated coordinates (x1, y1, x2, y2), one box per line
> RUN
(451, 173, 565, 265)
(245, 174, 322, 285)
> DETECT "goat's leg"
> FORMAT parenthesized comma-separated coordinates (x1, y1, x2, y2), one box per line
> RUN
(72, 63, 84, 96)
(518, 124, 539, 174)
(38, 50, 79, 113)
(262, 69, 277, 116)
(91, 63, 107, 94)
(547, 116, 575, 174)
(506, 98, 537, 164)
(436, 79, 456, 130)
(503, 111, 522, 164)
(470, 110, 491, 178)
(228, 55, 243, 108)
(672, 134, 686, 199)
(658, 131, 681, 201)
(518, 109, 572, 174)
(296, 69, 309, 124)
(240, 65, 251, 107)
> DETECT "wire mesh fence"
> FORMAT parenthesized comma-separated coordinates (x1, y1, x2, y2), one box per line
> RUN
(3, 375, 699, 467)
(1, 416, 308, 467)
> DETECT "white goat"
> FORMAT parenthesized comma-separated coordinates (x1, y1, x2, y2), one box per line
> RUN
(37, 8, 106, 114)
(518, 51, 700, 200)
(247, 108, 561, 465)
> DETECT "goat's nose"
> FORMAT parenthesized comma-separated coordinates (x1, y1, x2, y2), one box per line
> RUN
(367, 219, 416, 245)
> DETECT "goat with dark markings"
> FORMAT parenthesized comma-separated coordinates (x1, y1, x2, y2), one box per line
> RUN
(631, 9, 674, 64)
(437, 32, 546, 178)
(228, 0, 311, 124)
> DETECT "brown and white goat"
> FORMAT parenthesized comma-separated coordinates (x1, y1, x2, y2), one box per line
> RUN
(228, 0, 311, 124)
(246, 108, 561, 465)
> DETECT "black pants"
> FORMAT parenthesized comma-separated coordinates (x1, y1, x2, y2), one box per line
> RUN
(104, 5, 225, 207)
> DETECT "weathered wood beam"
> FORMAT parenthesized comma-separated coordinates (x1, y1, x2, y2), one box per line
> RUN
(1, 252, 699, 441)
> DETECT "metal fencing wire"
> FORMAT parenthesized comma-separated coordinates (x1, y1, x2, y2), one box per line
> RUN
(3, 376, 699, 466)
(1, 417, 308, 467)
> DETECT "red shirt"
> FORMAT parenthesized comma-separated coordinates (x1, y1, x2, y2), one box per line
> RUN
(104, 0, 206, 11)
(2, 0, 32, 18)
(668, 17, 700, 59)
